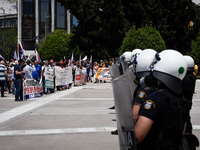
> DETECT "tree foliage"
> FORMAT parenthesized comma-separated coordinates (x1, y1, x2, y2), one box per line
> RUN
(57, 0, 200, 60)
(119, 25, 166, 55)
(39, 29, 76, 61)
(122, 0, 197, 54)
(187, 31, 200, 67)
(57, 0, 128, 61)
(0, 26, 17, 60)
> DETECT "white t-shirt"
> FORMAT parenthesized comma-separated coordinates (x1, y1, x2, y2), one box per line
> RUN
(11, 66, 15, 80)
(24, 65, 35, 79)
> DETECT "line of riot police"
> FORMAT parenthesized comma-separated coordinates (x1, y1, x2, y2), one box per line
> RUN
(109, 49, 199, 150)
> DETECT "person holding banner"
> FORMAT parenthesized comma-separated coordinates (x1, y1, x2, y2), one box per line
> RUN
(14, 59, 25, 101)
(41, 60, 49, 94)
(49, 59, 55, 93)
(93, 62, 99, 83)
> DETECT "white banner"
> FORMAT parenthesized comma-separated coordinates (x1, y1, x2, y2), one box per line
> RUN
(44, 67, 54, 89)
(23, 79, 43, 100)
(94, 68, 111, 82)
(75, 68, 87, 85)
(55, 67, 72, 86)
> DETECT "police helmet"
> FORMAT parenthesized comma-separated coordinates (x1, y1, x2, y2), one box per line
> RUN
(152, 50, 187, 94)
(135, 49, 156, 78)
(184, 55, 194, 72)
(119, 51, 132, 63)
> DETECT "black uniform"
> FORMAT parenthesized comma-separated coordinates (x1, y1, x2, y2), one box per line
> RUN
(137, 87, 189, 150)
(182, 71, 196, 133)
(134, 86, 152, 105)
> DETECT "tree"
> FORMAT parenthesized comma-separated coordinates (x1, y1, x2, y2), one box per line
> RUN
(122, 0, 197, 54)
(57, 0, 199, 60)
(119, 25, 166, 55)
(39, 29, 77, 61)
(0, 26, 17, 60)
(57, 0, 128, 61)
(187, 31, 200, 67)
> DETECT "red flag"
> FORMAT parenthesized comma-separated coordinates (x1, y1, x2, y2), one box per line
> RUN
(18, 41, 25, 59)
(35, 49, 41, 62)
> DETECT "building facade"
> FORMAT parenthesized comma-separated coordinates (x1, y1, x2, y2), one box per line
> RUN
(18, 0, 72, 51)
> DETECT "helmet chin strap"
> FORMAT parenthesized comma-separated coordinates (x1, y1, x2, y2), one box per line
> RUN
(149, 53, 161, 70)
(140, 73, 158, 90)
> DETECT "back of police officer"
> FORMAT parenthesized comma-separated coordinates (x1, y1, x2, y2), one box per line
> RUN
(182, 56, 196, 133)
(135, 50, 189, 150)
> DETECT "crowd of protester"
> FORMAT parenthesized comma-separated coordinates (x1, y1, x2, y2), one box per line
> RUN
(0, 57, 117, 101)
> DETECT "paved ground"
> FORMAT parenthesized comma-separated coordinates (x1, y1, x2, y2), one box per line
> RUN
(0, 81, 199, 150)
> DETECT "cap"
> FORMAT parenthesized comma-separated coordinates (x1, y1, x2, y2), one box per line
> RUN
(50, 59, 54, 63)
(60, 61, 63, 64)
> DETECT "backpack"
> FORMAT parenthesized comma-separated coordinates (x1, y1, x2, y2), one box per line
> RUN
(155, 89, 189, 150)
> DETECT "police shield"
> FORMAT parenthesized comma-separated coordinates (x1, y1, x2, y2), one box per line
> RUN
(111, 70, 137, 150)
(109, 64, 121, 79)
(120, 61, 129, 74)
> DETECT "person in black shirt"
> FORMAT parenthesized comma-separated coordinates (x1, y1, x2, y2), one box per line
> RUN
(14, 59, 25, 101)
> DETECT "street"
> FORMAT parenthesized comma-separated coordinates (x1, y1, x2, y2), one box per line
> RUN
(0, 81, 199, 150)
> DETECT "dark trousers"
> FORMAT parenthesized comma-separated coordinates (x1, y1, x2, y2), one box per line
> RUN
(15, 79, 23, 100)
(0, 81, 5, 96)
(5, 77, 11, 93)
(42, 76, 46, 93)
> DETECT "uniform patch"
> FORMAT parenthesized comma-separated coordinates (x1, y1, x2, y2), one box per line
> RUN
(144, 100, 155, 109)
(138, 91, 146, 99)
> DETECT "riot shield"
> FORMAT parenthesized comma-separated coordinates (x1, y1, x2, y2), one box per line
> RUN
(125, 69, 136, 101)
(120, 61, 129, 74)
(111, 71, 137, 150)
(109, 64, 121, 80)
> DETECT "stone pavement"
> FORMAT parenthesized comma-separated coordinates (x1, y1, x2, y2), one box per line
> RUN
(0, 81, 199, 150)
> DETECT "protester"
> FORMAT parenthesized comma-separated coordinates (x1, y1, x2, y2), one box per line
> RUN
(49, 59, 55, 93)
(11, 62, 16, 95)
(41, 60, 49, 94)
(93, 62, 99, 83)
(0, 60, 8, 97)
(14, 59, 25, 101)
(24, 60, 35, 79)
(86, 60, 90, 82)
(32, 60, 42, 82)
(6, 63, 12, 93)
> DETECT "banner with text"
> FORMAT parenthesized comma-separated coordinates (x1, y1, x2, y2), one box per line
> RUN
(44, 67, 54, 89)
(75, 68, 87, 85)
(55, 67, 73, 86)
(94, 68, 111, 82)
(23, 79, 43, 100)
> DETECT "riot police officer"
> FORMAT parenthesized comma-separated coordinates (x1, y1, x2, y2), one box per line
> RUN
(182, 55, 196, 133)
(135, 50, 189, 150)
(132, 49, 156, 122)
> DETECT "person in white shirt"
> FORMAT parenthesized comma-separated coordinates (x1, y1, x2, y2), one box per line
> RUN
(41, 60, 49, 94)
(23, 60, 36, 79)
